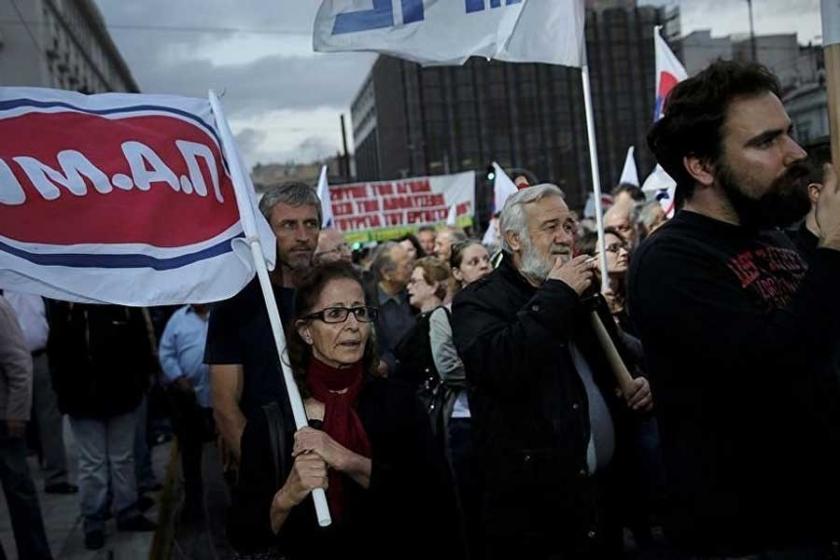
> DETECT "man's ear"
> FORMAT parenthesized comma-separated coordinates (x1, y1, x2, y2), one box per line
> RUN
(808, 182, 822, 207)
(683, 155, 715, 188)
(505, 230, 522, 253)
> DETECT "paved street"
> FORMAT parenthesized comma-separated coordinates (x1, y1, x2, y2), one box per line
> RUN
(0, 420, 169, 560)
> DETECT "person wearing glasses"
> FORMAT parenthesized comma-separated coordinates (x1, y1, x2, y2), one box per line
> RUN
(228, 262, 461, 560)
(576, 227, 631, 326)
(314, 229, 353, 265)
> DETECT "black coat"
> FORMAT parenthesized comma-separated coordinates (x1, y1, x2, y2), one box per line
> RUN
(228, 376, 463, 560)
(451, 255, 630, 558)
(47, 303, 154, 419)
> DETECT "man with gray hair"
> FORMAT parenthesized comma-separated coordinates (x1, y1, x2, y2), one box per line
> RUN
(365, 241, 415, 377)
(205, 181, 321, 460)
(452, 184, 652, 559)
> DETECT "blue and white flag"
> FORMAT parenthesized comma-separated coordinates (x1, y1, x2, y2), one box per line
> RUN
(313, 0, 586, 67)
(0, 87, 275, 306)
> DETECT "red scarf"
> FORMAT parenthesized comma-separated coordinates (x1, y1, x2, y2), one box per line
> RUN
(306, 358, 371, 520)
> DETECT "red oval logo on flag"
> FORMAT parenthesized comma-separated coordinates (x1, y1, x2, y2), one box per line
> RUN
(0, 104, 240, 248)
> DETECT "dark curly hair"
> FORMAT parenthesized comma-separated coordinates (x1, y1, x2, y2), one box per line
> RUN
(286, 262, 378, 398)
(647, 60, 781, 204)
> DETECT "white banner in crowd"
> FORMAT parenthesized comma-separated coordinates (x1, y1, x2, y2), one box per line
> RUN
(313, 0, 586, 67)
(328, 171, 475, 242)
(0, 87, 275, 305)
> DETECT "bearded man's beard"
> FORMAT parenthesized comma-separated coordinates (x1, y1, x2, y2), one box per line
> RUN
(519, 234, 571, 284)
(718, 158, 812, 229)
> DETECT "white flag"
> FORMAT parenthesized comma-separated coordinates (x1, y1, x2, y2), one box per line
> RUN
(316, 165, 334, 228)
(492, 162, 518, 214)
(618, 146, 639, 187)
(446, 203, 457, 226)
(313, 0, 586, 67)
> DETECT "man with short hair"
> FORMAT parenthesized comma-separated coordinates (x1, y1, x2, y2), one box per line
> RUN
(434, 226, 467, 262)
(452, 184, 652, 559)
(629, 60, 840, 557)
(205, 181, 321, 459)
(314, 228, 352, 264)
(366, 242, 416, 377)
(417, 225, 436, 256)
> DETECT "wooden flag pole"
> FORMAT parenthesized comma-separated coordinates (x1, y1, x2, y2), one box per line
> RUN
(823, 0, 840, 166)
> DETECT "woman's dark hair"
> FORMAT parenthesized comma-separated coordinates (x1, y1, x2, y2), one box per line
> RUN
(576, 227, 625, 256)
(397, 233, 426, 258)
(287, 262, 378, 397)
(647, 60, 781, 203)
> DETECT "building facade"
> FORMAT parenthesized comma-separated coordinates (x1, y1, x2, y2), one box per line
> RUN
(0, 0, 138, 93)
(350, 2, 679, 220)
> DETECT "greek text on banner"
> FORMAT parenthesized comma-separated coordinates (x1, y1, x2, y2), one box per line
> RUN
(329, 171, 475, 243)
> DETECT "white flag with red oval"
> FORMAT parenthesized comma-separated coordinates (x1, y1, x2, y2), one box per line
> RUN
(0, 87, 275, 305)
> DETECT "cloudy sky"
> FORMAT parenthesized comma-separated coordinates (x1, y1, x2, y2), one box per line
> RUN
(91, 0, 823, 168)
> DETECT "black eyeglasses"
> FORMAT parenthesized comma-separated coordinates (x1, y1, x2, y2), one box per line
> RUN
(302, 306, 379, 324)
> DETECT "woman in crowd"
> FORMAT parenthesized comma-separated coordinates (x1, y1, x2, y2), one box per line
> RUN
(397, 244, 492, 559)
(229, 262, 460, 560)
(577, 227, 632, 330)
(393, 257, 451, 388)
(397, 233, 425, 262)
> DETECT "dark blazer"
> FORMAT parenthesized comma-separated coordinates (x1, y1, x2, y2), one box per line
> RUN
(48, 303, 153, 419)
(451, 254, 630, 558)
(229, 376, 463, 560)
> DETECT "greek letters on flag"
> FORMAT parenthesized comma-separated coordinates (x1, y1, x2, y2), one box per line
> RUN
(0, 87, 275, 305)
(313, 0, 586, 68)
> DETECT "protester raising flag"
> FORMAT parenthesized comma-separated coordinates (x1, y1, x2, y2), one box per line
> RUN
(0, 87, 275, 305)
(314, 0, 585, 67)
(0, 86, 334, 527)
(643, 25, 688, 217)
(316, 164, 334, 228)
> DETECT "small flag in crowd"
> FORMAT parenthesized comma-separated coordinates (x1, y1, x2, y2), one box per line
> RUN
(0, 87, 275, 305)
(317, 164, 334, 228)
(492, 162, 518, 214)
(618, 146, 639, 187)
(313, 0, 586, 68)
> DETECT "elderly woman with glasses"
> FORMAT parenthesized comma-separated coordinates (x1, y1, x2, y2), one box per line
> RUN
(228, 262, 461, 560)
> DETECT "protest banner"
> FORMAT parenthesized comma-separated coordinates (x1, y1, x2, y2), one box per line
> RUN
(0, 87, 275, 305)
(327, 170, 475, 243)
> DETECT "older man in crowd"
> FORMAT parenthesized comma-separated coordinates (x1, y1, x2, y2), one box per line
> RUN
(630, 60, 840, 558)
(433, 226, 468, 263)
(452, 184, 652, 559)
(314, 229, 352, 265)
(365, 241, 416, 377)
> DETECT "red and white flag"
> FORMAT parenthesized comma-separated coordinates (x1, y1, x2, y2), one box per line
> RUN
(644, 26, 688, 217)
(0, 87, 275, 305)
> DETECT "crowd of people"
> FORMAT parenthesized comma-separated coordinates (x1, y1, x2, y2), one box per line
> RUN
(2, 59, 840, 560)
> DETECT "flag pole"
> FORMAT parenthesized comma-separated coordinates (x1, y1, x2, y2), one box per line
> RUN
(580, 63, 610, 292)
(823, 0, 840, 167)
(580, 56, 635, 393)
(208, 90, 332, 528)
